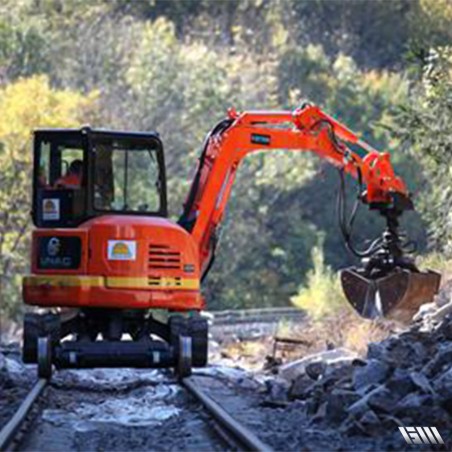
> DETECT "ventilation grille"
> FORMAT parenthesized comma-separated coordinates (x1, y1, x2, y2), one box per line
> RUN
(148, 244, 181, 270)
(148, 276, 183, 287)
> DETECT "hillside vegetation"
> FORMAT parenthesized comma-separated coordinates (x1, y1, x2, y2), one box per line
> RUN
(0, 0, 451, 318)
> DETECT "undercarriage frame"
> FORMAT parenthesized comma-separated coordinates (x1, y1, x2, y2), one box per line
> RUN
(23, 308, 208, 378)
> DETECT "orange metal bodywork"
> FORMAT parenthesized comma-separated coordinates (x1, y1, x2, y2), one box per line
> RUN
(24, 215, 204, 310)
(182, 105, 410, 273)
(23, 104, 410, 311)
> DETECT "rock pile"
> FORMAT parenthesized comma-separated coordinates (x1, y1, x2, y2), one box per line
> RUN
(277, 306, 452, 446)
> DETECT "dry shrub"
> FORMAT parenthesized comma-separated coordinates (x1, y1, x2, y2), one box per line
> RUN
(341, 315, 397, 355)
(418, 252, 452, 283)
(275, 311, 399, 360)
(291, 246, 348, 319)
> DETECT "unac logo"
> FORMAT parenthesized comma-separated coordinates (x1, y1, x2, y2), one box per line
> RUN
(47, 237, 61, 256)
(112, 242, 132, 259)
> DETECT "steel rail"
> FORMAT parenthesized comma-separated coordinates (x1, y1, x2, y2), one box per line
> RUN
(209, 307, 306, 326)
(211, 306, 303, 316)
(0, 378, 47, 451)
(182, 376, 273, 452)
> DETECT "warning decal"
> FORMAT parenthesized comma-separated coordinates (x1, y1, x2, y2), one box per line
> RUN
(42, 198, 60, 221)
(107, 240, 137, 261)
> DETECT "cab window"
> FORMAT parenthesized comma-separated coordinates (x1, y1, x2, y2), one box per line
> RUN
(93, 138, 162, 213)
(37, 141, 84, 189)
(33, 134, 86, 228)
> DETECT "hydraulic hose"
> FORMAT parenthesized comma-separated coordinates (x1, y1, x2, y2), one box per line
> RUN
(178, 118, 234, 231)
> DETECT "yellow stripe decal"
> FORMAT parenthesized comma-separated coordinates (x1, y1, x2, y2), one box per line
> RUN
(24, 275, 199, 290)
(23, 276, 104, 287)
(106, 277, 149, 288)
(107, 276, 199, 290)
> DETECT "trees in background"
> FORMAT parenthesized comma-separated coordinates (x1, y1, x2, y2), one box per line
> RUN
(392, 47, 452, 254)
(0, 0, 450, 317)
(0, 76, 97, 317)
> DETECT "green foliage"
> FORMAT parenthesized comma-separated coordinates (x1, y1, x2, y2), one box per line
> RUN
(124, 17, 277, 217)
(0, 1, 451, 318)
(0, 10, 51, 79)
(291, 244, 347, 318)
(277, 44, 409, 143)
(391, 47, 452, 253)
(286, 0, 416, 69)
(0, 76, 97, 318)
(407, 0, 452, 59)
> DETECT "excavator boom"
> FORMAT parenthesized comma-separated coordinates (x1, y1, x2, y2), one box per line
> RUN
(180, 104, 440, 322)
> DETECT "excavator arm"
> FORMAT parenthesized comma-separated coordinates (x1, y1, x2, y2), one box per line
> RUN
(179, 104, 440, 322)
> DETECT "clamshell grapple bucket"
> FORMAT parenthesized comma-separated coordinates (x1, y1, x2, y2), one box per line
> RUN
(341, 268, 441, 323)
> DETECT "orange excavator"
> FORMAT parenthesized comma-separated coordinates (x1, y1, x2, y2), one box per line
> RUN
(22, 104, 440, 378)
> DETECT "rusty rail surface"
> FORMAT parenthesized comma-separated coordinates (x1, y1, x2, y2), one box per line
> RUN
(182, 376, 273, 452)
(0, 378, 47, 451)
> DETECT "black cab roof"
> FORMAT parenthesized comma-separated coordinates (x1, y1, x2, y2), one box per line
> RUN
(34, 127, 160, 140)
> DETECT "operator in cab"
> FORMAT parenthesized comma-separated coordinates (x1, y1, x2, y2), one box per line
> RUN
(55, 159, 83, 188)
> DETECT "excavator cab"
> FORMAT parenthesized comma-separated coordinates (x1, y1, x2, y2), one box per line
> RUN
(32, 128, 167, 230)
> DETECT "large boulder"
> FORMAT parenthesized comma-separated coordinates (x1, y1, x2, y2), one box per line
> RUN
(352, 359, 390, 394)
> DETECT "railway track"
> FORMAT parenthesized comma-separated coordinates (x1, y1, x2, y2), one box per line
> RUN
(0, 372, 272, 452)
(0, 308, 290, 450)
(209, 307, 305, 326)
(209, 306, 306, 342)
(182, 376, 272, 451)
(0, 379, 47, 451)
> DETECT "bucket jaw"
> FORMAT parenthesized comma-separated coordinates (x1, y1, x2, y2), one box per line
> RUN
(339, 204, 441, 323)
(340, 267, 441, 323)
